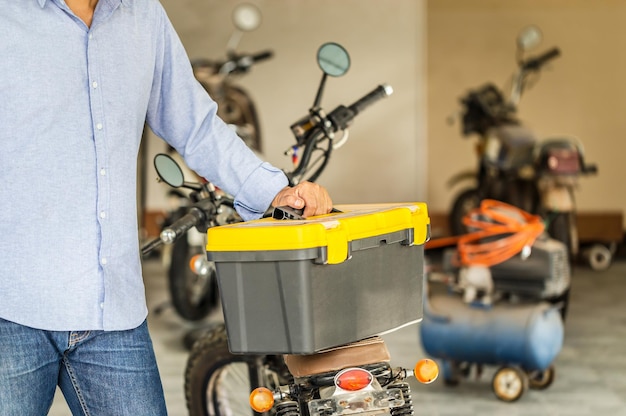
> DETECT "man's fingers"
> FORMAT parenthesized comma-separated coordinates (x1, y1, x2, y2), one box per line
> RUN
(270, 182, 332, 218)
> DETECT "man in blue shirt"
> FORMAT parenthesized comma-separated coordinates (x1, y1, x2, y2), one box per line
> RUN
(0, 1, 332, 414)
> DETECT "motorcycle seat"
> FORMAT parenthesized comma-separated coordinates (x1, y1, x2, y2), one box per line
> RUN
(283, 336, 390, 377)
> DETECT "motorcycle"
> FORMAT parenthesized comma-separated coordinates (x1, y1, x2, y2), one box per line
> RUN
(191, 2, 271, 153)
(447, 25, 597, 263)
(164, 43, 438, 416)
(155, 3, 273, 321)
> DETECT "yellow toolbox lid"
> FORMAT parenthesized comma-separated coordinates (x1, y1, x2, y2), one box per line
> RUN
(206, 202, 430, 264)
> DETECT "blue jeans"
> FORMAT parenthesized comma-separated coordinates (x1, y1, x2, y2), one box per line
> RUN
(0, 318, 167, 416)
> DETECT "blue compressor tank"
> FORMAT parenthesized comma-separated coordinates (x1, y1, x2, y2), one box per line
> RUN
(420, 294, 564, 371)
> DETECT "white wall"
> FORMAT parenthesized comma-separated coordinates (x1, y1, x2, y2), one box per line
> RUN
(145, 0, 428, 210)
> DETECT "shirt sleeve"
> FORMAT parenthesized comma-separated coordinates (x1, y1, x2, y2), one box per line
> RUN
(145, 5, 288, 220)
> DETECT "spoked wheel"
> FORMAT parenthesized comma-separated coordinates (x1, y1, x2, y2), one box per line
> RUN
(197, 78, 263, 153)
(168, 237, 219, 321)
(184, 324, 288, 416)
(218, 85, 263, 153)
(492, 366, 528, 402)
(527, 365, 556, 390)
(449, 188, 481, 236)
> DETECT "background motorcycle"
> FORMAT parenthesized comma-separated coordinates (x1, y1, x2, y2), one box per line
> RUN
(447, 26, 596, 263)
(156, 3, 273, 322)
(192, 2, 270, 153)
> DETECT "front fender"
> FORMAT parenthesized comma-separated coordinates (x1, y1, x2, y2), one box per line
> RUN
(446, 169, 478, 189)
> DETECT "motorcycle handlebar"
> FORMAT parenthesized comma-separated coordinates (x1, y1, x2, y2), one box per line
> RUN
(289, 84, 392, 183)
(251, 50, 274, 63)
(159, 199, 217, 244)
(141, 237, 163, 257)
(140, 208, 206, 257)
(229, 50, 274, 74)
(583, 163, 598, 175)
(327, 84, 393, 131)
(349, 84, 394, 118)
(522, 47, 561, 71)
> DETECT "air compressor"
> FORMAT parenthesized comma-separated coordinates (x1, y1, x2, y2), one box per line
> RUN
(421, 199, 566, 402)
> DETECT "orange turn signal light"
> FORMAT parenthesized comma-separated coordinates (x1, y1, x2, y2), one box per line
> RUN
(188, 254, 203, 273)
(249, 387, 274, 412)
(414, 358, 439, 384)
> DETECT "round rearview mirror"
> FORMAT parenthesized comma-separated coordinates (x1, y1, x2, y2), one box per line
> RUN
(154, 153, 184, 188)
(232, 3, 262, 32)
(317, 42, 350, 77)
(517, 25, 543, 51)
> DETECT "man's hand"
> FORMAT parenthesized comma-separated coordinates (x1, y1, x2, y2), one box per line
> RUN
(271, 182, 333, 218)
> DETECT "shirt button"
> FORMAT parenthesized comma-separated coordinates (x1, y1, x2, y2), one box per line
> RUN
(101, 258, 107, 265)
(99, 211, 106, 219)
(89, 34, 93, 40)
(100, 168, 106, 176)
(92, 81, 98, 88)
(96, 123, 103, 130)
(100, 303, 104, 309)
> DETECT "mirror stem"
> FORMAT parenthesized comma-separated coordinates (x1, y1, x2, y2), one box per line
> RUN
(225, 30, 243, 53)
(312, 73, 327, 109)
(182, 181, 204, 192)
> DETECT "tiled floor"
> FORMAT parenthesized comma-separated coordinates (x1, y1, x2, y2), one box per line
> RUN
(50, 254, 626, 415)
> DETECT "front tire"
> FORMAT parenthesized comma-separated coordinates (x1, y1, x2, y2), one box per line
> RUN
(546, 211, 578, 262)
(545, 211, 577, 321)
(449, 188, 481, 236)
(168, 237, 219, 321)
(184, 324, 287, 416)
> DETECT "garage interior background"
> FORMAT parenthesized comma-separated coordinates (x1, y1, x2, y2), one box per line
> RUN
(141, 0, 626, 237)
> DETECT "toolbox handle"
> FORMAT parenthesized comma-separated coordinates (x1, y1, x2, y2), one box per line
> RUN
(272, 206, 305, 220)
(272, 206, 343, 220)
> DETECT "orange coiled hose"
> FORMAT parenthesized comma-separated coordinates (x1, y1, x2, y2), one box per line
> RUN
(426, 199, 545, 267)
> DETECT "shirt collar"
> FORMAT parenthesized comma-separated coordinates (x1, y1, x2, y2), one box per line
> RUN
(37, 0, 132, 8)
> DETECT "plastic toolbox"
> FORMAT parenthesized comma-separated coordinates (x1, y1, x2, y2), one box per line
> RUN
(206, 202, 430, 354)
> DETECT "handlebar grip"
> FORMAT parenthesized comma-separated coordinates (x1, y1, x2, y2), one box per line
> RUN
(160, 208, 205, 244)
(159, 199, 216, 244)
(584, 163, 598, 175)
(348, 84, 394, 115)
(234, 50, 274, 72)
(251, 50, 274, 63)
(327, 84, 393, 131)
(523, 47, 561, 70)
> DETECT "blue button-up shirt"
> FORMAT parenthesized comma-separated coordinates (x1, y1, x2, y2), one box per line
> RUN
(0, 0, 288, 331)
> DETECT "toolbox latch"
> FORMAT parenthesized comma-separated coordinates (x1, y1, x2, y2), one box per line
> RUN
(325, 226, 349, 265)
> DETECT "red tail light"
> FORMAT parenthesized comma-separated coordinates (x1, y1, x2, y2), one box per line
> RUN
(334, 368, 373, 391)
